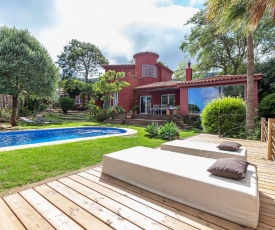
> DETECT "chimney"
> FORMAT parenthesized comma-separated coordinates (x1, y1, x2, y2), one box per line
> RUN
(186, 60, 192, 81)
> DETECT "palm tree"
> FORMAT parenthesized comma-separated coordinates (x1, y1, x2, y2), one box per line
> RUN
(206, 0, 275, 133)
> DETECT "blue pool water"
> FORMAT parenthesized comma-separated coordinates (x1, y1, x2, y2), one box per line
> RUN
(0, 127, 126, 148)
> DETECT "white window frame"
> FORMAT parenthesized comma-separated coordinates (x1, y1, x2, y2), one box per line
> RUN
(113, 92, 118, 106)
(161, 94, 175, 106)
(75, 95, 82, 105)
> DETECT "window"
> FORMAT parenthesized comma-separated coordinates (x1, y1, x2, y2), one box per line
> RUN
(75, 95, 82, 104)
(188, 84, 245, 113)
(142, 64, 157, 77)
(161, 94, 175, 106)
(113, 92, 118, 106)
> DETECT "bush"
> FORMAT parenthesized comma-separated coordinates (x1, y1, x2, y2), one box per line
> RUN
(0, 109, 11, 122)
(159, 121, 180, 140)
(114, 105, 125, 114)
(59, 97, 74, 114)
(258, 93, 275, 118)
(201, 97, 246, 137)
(18, 106, 32, 117)
(38, 103, 48, 112)
(94, 108, 113, 122)
(86, 101, 100, 115)
(145, 122, 161, 137)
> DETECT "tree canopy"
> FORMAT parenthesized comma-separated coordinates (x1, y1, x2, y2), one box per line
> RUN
(205, 0, 275, 132)
(93, 70, 130, 108)
(57, 39, 109, 84)
(180, 9, 275, 76)
(0, 26, 59, 126)
(256, 58, 275, 101)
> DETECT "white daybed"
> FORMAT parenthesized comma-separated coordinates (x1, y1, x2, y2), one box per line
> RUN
(102, 146, 259, 229)
(161, 140, 247, 160)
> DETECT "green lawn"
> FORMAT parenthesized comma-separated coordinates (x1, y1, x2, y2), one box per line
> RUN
(0, 122, 200, 193)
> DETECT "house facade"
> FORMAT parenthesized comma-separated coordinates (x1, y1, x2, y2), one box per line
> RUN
(102, 51, 263, 115)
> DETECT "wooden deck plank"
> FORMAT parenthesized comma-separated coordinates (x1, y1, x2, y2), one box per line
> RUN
(90, 167, 258, 229)
(3, 193, 54, 230)
(47, 180, 143, 230)
(34, 184, 112, 230)
(0, 198, 25, 230)
(0, 134, 274, 230)
(71, 173, 197, 230)
(86, 168, 249, 230)
(20, 188, 84, 230)
(59, 177, 165, 230)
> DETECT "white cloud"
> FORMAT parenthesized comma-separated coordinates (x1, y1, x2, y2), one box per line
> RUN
(2, 0, 201, 70)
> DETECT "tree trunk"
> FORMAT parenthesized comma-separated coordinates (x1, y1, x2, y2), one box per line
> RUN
(10, 95, 19, 127)
(246, 33, 255, 133)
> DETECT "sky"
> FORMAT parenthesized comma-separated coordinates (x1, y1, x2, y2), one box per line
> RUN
(0, 0, 205, 71)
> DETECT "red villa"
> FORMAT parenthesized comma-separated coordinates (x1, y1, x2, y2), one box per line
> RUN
(102, 51, 263, 115)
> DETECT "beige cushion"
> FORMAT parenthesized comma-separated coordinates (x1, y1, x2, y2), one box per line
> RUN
(207, 158, 249, 180)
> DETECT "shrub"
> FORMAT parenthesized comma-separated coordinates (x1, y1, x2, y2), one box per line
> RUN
(94, 108, 113, 122)
(201, 97, 246, 137)
(0, 109, 11, 122)
(145, 122, 161, 137)
(86, 101, 100, 115)
(159, 121, 180, 140)
(38, 103, 48, 112)
(59, 97, 74, 114)
(114, 105, 125, 114)
(18, 106, 32, 117)
(258, 93, 275, 118)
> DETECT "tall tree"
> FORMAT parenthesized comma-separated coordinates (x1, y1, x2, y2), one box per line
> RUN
(0, 27, 59, 126)
(180, 10, 247, 75)
(57, 39, 109, 84)
(173, 61, 188, 81)
(93, 70, 130, 108)
(174, 61, 206, 80)
(206, 0, 275, 132)
(256, 58, 275, 101)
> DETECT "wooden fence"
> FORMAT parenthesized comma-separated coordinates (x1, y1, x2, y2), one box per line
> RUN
(261, 118, 275, 160)
(0, 94, 12, 109)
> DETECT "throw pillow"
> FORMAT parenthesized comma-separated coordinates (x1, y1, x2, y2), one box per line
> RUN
(207, 158, 249, 180)
(217, 141, 242, 151)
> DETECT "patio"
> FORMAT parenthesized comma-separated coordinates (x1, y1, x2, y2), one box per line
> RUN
(0, 134, 273, 229)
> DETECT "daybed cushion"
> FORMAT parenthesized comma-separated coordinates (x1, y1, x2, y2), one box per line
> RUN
(217, 141, 242, 151)
(161, 140, 247, 160)
(102, 146, 259, 229)
(207, 158, 249, 180)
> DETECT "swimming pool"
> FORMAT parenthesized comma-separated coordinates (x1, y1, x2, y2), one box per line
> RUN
(0, 127, 135, 150)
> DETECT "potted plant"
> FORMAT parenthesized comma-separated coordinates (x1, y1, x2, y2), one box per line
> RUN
(133, 104, 139, 114)
(176, 105, 181, 114)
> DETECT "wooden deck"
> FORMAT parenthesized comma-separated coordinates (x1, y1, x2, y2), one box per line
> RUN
(0, 134, 274, 229)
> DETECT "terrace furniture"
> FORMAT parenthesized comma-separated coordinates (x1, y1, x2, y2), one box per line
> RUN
(161, 140, 247, 160)
(19, 117, 43, 125)
(37, 116, 61, 124)
(102, 146, 259, 229)
(149, 104, 177, 115)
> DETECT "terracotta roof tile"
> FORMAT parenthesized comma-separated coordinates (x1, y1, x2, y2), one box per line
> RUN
(134, 73, 263, 91)
(177, 73, 263, 85)
(101, 64, 135, 69)
(134, 81, 180, 90)
(133, 51, 159, 58)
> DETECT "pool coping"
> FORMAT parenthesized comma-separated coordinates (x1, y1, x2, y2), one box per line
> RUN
(0, 126, 137, 152)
